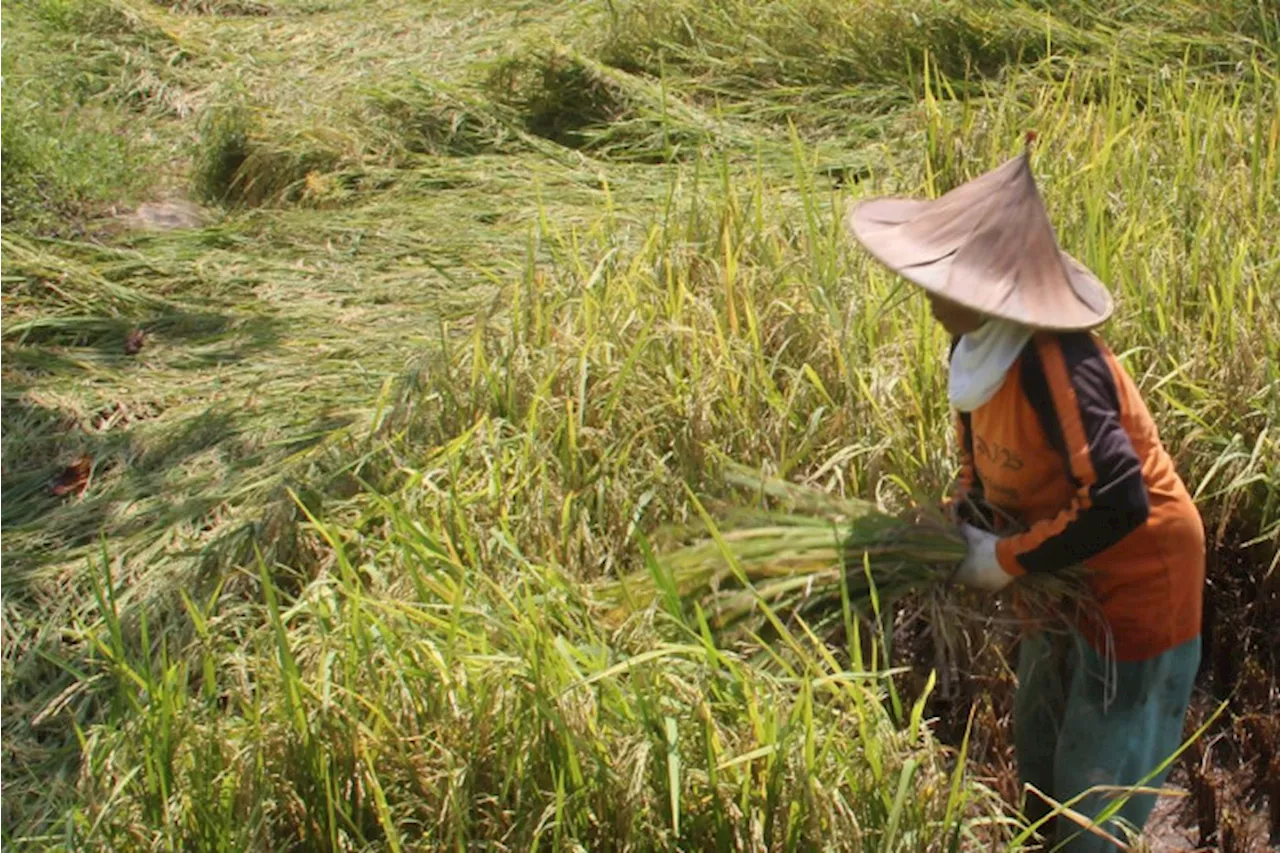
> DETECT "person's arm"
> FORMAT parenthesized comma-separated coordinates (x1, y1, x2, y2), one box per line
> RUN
(946, 335, 981, 516)
(995, 334, 1150, 576)
(946, 331, 1005, 530)
(950, 411, 1008, 529)
(953, 411, 979, 504)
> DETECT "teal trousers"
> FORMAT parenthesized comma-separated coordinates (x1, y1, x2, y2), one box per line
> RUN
(1013, 630, 1201, 851)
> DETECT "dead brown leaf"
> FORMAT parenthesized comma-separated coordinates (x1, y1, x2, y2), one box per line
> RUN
(50, 455, 92, 497)
(125, 329, 146, 355)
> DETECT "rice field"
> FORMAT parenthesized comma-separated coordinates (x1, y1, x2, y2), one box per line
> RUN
(2, 0, 1277, 849)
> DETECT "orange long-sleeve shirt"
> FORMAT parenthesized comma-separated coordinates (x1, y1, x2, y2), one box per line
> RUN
(953, 331, 1205, 661)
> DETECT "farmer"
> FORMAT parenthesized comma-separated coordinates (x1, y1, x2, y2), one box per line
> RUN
(844, 142, 1205, 851)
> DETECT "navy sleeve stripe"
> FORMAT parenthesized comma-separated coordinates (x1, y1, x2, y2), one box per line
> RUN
(1015, 334, 1150, 573)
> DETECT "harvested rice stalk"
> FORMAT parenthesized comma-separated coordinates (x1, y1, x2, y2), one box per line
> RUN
(599, 462, 1090, 631)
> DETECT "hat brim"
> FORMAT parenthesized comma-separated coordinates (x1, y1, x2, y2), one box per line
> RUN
(844, 158, 1114, 332)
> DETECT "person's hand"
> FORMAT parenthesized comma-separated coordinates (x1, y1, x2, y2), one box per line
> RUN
(953, 524, 1015, 592)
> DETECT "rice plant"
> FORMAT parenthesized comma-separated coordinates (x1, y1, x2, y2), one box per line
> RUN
(2, 0, 1276, 848)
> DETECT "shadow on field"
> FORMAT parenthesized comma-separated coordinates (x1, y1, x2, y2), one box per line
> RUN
(1, 299, 289, 566)
(1, 402, 241, 568)
(3, 309, 283, 370)
(0, 389, 356, 830)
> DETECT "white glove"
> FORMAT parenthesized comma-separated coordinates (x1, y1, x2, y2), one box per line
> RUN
(953, 524, 1015, 592)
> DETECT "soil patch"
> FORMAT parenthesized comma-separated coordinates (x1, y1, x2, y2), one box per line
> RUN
(896, 535, 1278, 849)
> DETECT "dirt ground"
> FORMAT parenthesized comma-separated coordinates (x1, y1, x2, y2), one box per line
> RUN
(896, 533, 1279, 852)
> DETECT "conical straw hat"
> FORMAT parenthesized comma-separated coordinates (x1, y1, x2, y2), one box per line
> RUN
(845, 147, 1113, 330)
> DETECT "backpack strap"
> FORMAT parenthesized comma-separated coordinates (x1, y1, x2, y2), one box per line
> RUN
(1018, 333, 1081, 489)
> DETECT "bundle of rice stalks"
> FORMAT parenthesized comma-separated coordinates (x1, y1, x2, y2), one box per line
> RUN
(600, 462, 1089, 634)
